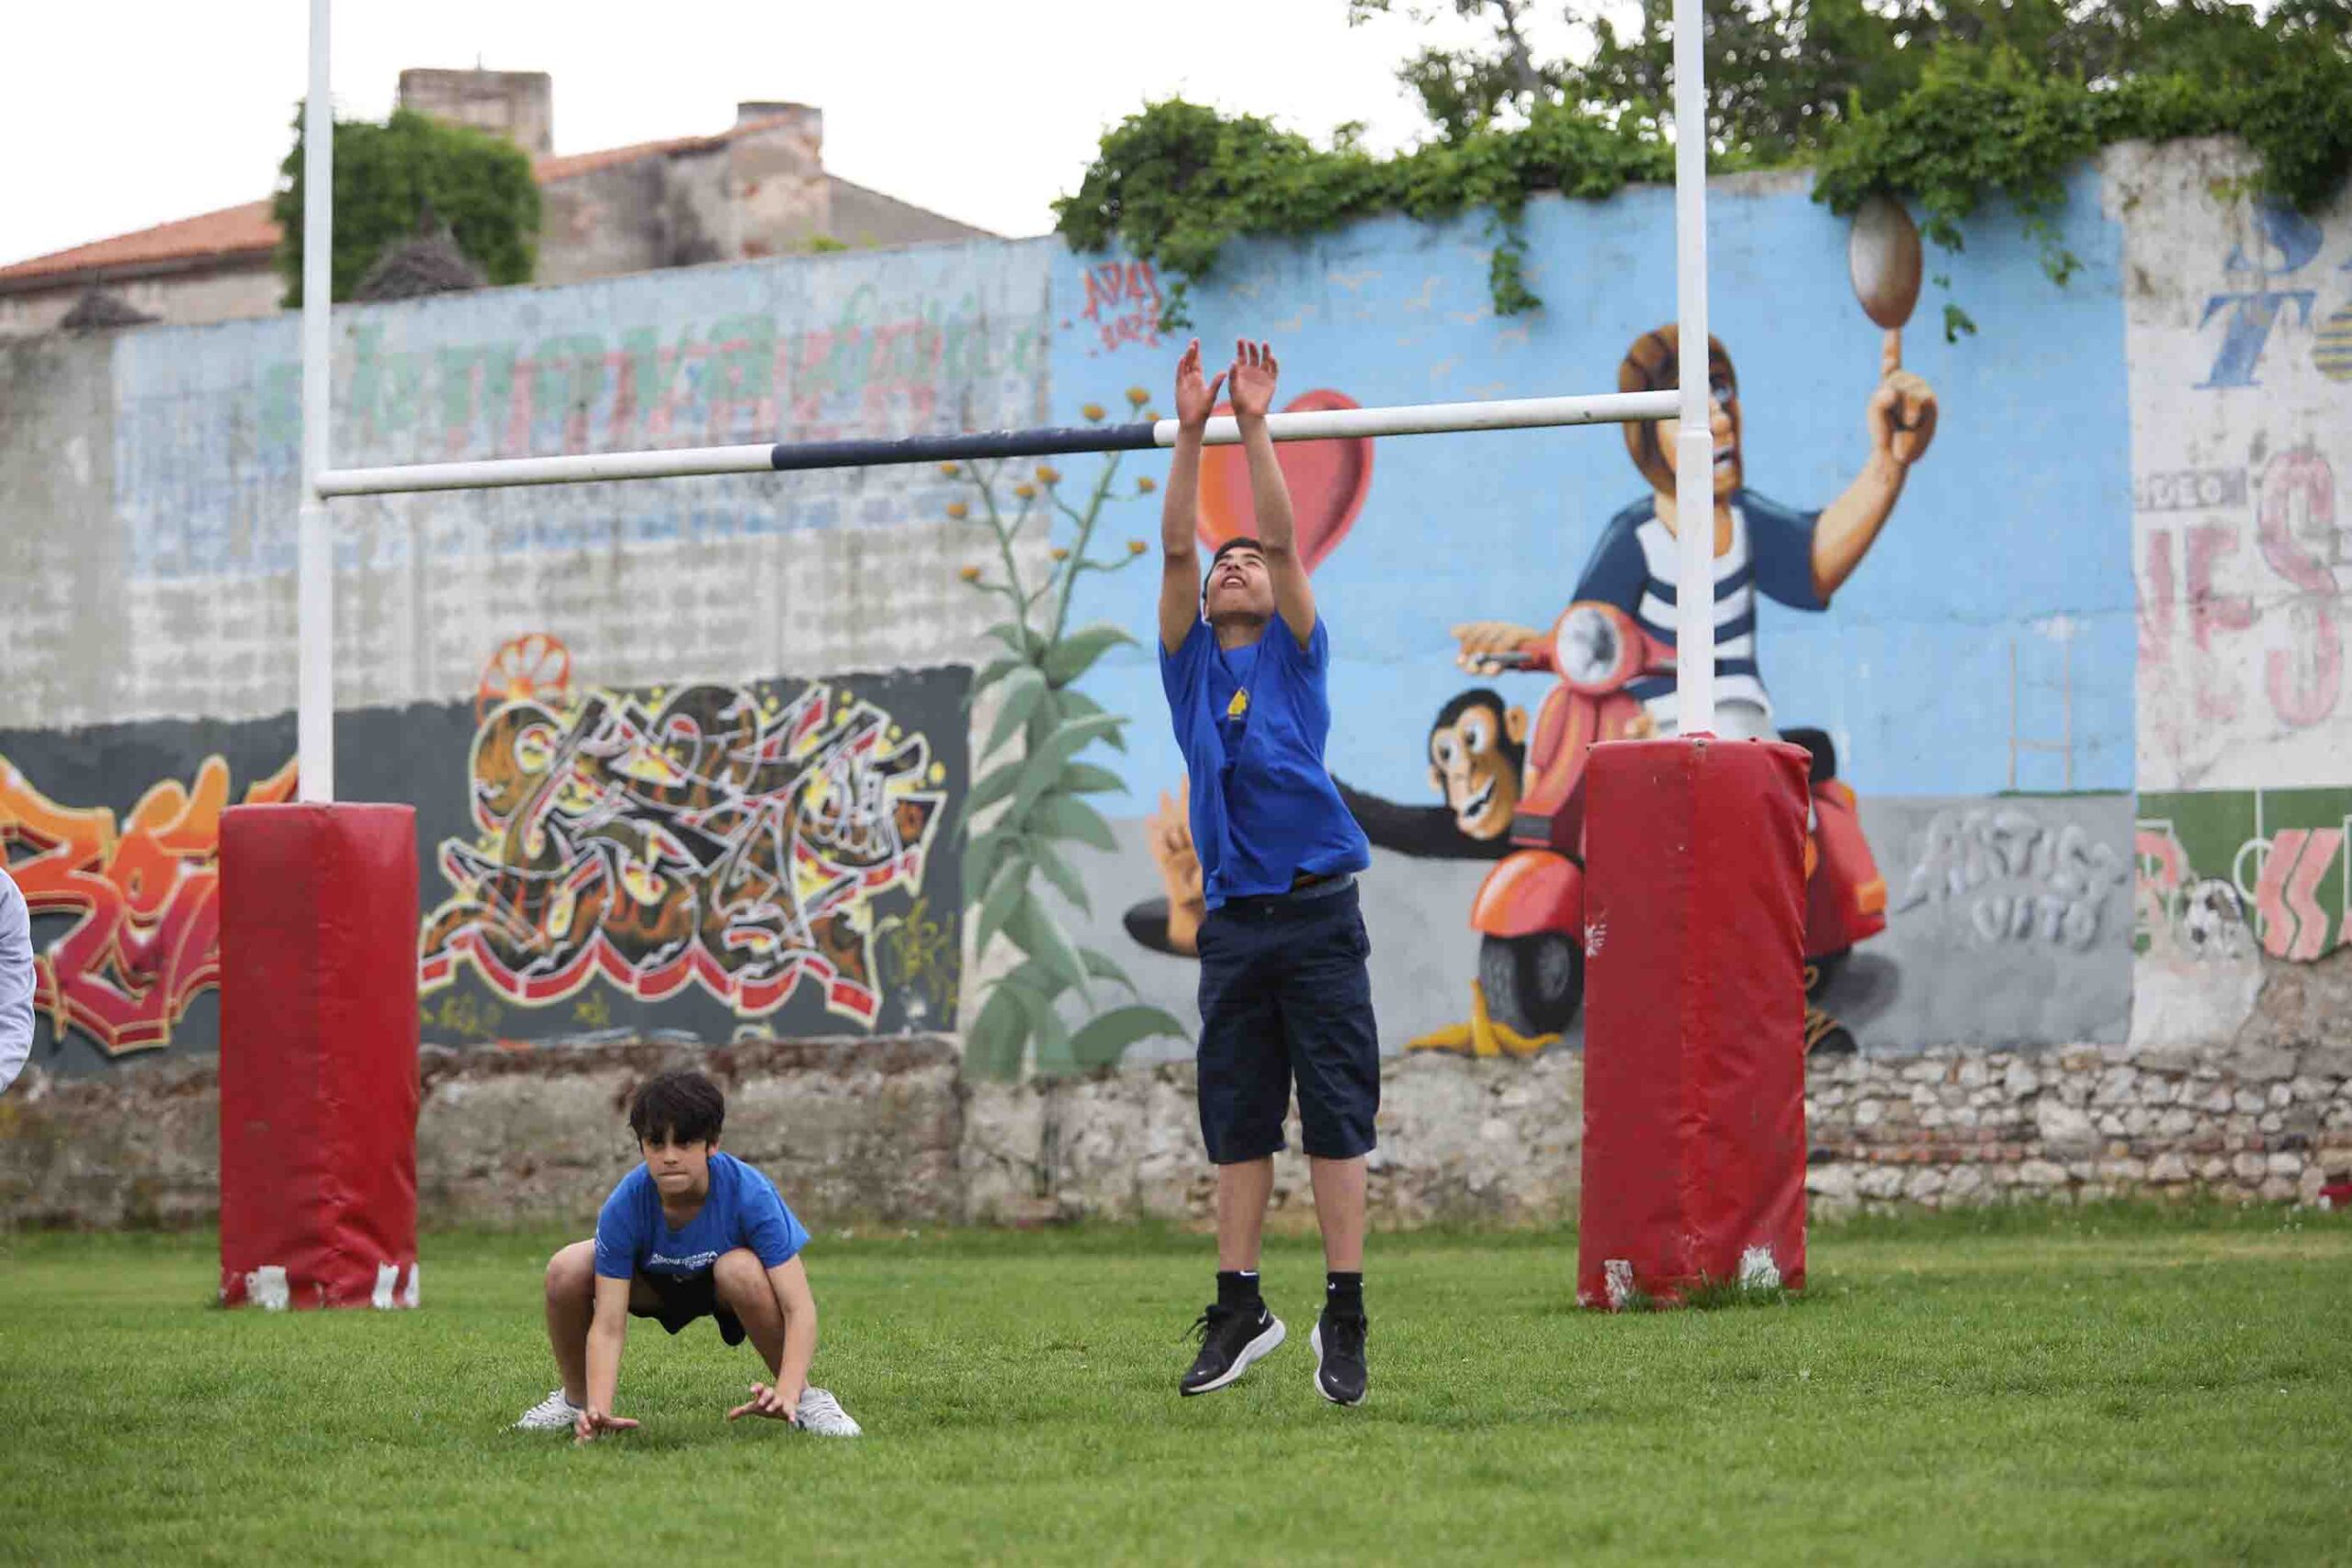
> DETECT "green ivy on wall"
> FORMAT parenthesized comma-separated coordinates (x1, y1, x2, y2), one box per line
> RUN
(1055, 49, 2352, 335)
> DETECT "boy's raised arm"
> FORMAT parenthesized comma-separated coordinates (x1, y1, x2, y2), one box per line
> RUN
(1159, 338, 1224, 655)
(1228, 340, 1315, 648)
(574, 1276, 639, 1443)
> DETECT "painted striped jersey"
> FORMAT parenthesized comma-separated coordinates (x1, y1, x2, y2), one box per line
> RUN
(1570, 490, 1826, 733)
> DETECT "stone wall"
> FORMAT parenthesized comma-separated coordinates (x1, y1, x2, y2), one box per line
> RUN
(6, 948, 2344, 1230)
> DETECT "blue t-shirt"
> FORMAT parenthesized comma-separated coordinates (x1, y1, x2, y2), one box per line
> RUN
(1160, 615, 1373, 908)
(593, 1150, 810, 1280)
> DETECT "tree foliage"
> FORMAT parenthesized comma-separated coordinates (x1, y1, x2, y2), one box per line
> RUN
(1057, 1, 2352, 327)
(274, 107, 540, 307)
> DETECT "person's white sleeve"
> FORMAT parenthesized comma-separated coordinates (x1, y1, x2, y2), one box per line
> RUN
(0, 871, 35, 1093)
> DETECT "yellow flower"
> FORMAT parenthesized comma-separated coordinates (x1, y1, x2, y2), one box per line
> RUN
(1136, 475, 1158, 494)
(945, 502, 968, 520)
(1126, 386, 1150, 408)
(1127, 539, 1148, 555)
(1050, 547, 1070, 562)
(957, 565, 982, 582)
(1036, 464, 1062, 485)
(1014, 483, 1037, 501)
(1080, 402, 1106, 423)
(1146, 408, 1162, 423)
(939, 462, 961, 478)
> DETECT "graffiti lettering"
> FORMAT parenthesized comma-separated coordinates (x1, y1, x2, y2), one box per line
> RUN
(2251, 827, 2345, 961)
(2194, 291, 2316, 389)
(418, 677, 946, 1028)
(0, 753, 299, 1055)
(1080, 261, 1163, 355)
(2134, 823, 2255, 962)
(2135, 468, 2249, 513)
(1894, 807, 2128, 952)
(2255, 448, 2345, 727)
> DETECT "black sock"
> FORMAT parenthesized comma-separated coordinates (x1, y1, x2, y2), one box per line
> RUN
(1216, 1269, 1262, 1313)
(1326, 1271, 1364, 1319)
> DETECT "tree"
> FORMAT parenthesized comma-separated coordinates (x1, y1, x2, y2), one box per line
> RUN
(273, 107, 540, 307)
(1351, 1, 2352, 161)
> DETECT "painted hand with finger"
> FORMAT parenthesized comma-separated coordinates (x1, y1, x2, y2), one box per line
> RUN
(1869, 330, 1937, 468)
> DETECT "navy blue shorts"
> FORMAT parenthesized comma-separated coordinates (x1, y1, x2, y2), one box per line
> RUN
(1195, 881, 1380, 1164)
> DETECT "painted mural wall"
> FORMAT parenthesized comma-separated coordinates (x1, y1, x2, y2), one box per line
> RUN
(2, 137, 2344, 1080)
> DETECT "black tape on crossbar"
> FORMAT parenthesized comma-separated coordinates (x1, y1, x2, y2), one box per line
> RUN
(767, 422, 1161, 472)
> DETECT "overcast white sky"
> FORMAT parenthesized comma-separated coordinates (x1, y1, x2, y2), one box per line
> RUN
(0, 0, 1584, 266)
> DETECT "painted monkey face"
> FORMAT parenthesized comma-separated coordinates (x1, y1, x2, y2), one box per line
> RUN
(1428, 697, 1528, 841)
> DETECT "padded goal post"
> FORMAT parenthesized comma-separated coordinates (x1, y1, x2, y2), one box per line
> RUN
(1577, 738, 1811, 1308)
(218, 804, 421, 1310)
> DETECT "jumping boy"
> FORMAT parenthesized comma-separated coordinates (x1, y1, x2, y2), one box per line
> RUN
(1159, 337, 1380, 1406)
(513, 1067, 862, 1440)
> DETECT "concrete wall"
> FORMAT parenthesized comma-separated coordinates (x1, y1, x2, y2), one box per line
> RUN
(3, 138, 2347, 1225)
(0, 265, 284, 338)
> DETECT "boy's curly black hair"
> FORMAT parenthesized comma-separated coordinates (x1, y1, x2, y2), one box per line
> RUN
(627, 1068, 726, 1145)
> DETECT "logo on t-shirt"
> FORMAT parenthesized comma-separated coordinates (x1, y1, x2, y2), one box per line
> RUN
(1226, 688, 1250, 719)
(648, 1248, 720, 1273)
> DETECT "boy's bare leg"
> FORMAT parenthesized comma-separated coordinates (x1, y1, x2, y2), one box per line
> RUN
(1308, 1155, 1366, 1273)
(1216, 1156, 1275, 1271)
(544, 1241, 598, 1404)
(712, 1247, 788, 1376)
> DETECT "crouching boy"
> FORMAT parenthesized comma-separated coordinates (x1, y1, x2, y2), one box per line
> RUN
(514, 1067, 861, 1440)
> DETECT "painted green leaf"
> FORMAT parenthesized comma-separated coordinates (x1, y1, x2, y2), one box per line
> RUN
(1010, 713, 1125, 823)
(1060, 761, 1126, 795)
(1006, 891, 1091, 994)
(1043, 622, 1138, 688)
(964, 656, 1026, 705)
(1069, 1004, 1188, 1068)
(963, 985, 1032, 1081)
(971, 852, 1030, 957)
(960, 758, 1024, 825)
(1053, 687, 1128, 753)
(1079, 947, 1139, 997)
(961, 826, 1014, 902)
(1032, 792, 1117, 852)
(1023, 834, 1092, 915)
(987, 621, 1046, 660)
(981, 666, 1049, 761)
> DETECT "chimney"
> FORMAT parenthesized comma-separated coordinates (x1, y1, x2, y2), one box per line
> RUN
(398, 69, 554, 157)
(735, 101, 822, 152)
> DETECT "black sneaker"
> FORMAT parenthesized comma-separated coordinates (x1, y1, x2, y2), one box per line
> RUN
(1180, 1303, 1286, 1396)
(1312, 1310, 1368, 1406)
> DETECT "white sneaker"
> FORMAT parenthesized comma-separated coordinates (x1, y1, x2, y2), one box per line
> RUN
(795, 1387, 862, 1438)
(513, 1389, 583, 1431)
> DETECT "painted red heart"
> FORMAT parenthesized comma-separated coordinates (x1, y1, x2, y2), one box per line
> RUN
(1195, 389, 1373, 575)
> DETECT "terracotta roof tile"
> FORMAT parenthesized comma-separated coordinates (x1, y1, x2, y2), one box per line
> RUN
(0, 200, 279, 286)
(0, 113, 812, 289)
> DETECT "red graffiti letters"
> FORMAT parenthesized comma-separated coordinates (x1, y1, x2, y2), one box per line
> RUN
(0, 753, 299, 1055)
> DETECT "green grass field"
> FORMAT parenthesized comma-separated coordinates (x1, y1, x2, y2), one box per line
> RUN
(5, 1206, 2349, 1565)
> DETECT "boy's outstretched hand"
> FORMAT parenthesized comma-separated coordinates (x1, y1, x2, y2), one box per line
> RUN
(573, 1406, 639, 1445)
(1228, 339, 1278, 420)
(1172, 337, 1227, 431)
(728, 1381, 804, 1425)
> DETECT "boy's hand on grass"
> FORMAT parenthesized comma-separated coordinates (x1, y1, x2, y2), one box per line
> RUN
(572, 1407, 639, 1445)
(727, 1381, 804, 1425)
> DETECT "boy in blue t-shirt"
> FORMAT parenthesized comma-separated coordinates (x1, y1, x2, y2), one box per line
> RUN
(513, 1068, 861, 1440)
(1158, 337, 1379, 1408)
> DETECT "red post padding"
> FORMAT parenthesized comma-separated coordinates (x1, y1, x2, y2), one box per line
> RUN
(1577, 738, 1809, 1308)
(218, 804, 420, 1310)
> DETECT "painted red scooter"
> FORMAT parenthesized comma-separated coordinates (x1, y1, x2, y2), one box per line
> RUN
(1465, 601, 1887, 1039)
